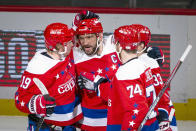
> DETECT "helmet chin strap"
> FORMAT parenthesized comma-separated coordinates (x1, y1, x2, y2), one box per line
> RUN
(93, 36, 102, 55)
(58, 46, 67, 60)
(116, 46, 122, 62)
(137, 46, 146, 54)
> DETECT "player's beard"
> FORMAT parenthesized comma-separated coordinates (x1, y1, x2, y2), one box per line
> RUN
(82, 45, 97, 56)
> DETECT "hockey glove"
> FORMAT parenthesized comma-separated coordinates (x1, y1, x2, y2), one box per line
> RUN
(147, 46, 165, 67)
(78, 72, 108, 92)
(72, 10, 99, 31)
(159, 121, 172, 131)
(157, 109, 172, 131)
(29, 94, 56, 117)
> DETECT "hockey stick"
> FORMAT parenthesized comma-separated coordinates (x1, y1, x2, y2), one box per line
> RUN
(33, 78, 49, 131)
(138, 44, 192, 131)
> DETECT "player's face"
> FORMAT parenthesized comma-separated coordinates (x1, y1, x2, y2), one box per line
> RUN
(78, 33, 97, 55)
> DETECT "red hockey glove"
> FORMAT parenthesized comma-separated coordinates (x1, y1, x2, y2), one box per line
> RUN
(29, 94, 56, 117)
(159, 121, 172, 131)
(78, 72, 108, 92)
(147, 46, 165, 67)
(72, 10, 99, 31)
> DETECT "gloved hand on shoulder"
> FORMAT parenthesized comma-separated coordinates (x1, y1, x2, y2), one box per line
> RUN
(78, 72, 108, 93)
(147, 46, 165, 67)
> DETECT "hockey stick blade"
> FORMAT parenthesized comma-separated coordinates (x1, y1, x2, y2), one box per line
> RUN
(33, 78, 49, 95)
(138, 44, 192, 131)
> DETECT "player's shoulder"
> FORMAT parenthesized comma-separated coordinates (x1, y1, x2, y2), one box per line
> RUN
(139, 53, 159, 69)
(73, 46, 82, 60)
(26, 49, 59, 74)
(102, 35, 116, 54)
(116, 58, 147, 80)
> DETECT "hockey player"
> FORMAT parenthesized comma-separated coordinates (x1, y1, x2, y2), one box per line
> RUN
(73, 17, 121, 131)
(107, 25, 159, 131)
(15, 23, 83, 131)
(134, 24, 177, 131)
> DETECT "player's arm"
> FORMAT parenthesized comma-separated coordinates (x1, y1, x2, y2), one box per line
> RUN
(15, 72, 56, 117)
(151, 68, 172, 130)
(153, 68, 170, 113)
(15, 72, 37, 113)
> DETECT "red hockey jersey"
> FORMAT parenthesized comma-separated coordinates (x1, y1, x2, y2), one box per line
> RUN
(107, 58, 157, 131)
(15, 49, 83, 126)
(73, 36, 121, 131)
(139, 53, 171, 115)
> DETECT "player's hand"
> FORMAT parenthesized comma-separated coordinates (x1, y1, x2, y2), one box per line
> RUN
(147, 46, 165, 67)
(78, 72, 108, 92)
(159, 121, 172, 131)
(72, 10, 99, 31)
(29, 94, 56, 117)
(157, 109, 172, 131)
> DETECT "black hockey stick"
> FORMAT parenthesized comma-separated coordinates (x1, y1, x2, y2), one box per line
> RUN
(138, 44, 192, 131)
(33, 78, 49, 131)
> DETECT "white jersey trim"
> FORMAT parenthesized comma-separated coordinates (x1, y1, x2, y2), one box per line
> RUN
(26, 49, 60, 74)
(139, 53, 159, 69)
(78, 116, 107, 126)
(116, 59, 147, 80)
(45, 104, 82, 122)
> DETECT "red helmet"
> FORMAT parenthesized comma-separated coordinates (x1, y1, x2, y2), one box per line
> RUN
(44, 23, 74, 51)
(76, 18, 103, 35)
(131, 24, 151, 46)
(114, 25, 140, 50)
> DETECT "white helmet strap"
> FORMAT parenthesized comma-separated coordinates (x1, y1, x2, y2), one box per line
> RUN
(116, 46, 122, 62)
(137, 46, 146, 54)
(93, 36, 102, 55)
(58, 46, 67, 60)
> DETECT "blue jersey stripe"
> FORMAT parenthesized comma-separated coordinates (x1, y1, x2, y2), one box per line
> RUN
(82, 107, 107, 118)
(107, 125, 121, 131)
(54, 96, 80, 114)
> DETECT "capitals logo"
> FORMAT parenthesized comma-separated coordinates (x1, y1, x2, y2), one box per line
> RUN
(58, 78, 75, 94)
